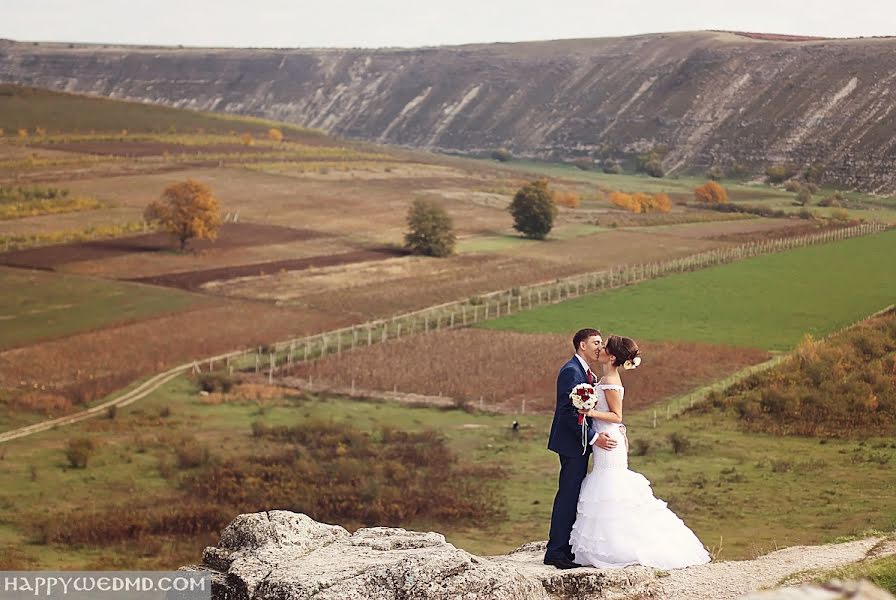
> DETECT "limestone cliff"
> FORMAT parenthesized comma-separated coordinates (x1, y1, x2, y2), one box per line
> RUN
(3, 32, 896, 191)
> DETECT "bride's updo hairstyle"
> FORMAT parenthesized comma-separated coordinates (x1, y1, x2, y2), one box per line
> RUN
(605, 335, 640, 367)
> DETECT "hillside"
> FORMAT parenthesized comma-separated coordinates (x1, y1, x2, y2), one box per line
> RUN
(3, 32, 896, 191)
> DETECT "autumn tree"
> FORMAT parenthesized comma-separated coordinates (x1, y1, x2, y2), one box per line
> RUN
(508, 179, 557, 240)
(267, 128, 284, 142)
(144, 180, 222, 251)
(693, 181, 728, 204)
(404, 198, 456, 257)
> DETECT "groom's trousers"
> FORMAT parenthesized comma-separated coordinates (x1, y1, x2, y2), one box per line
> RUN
(545, 453, 589, 561)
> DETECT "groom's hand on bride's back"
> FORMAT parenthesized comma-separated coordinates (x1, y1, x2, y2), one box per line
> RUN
(594, 432, 617, 451)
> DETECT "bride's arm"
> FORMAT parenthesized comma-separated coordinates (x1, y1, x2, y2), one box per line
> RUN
(584, 389, 623, 423)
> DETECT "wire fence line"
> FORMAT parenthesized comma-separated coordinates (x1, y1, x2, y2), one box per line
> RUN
(212, 221, 889, 380)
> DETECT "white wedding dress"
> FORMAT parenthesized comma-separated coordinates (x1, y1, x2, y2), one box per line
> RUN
(569, 383, 711, 569)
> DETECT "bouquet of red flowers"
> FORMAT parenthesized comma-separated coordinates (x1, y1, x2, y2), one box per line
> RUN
(570, 383, 597, 425)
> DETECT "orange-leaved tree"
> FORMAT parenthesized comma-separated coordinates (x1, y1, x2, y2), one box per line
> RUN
(694, 181, 728, 204)
(267, 128, 284, 142)
(144, 180, 222, 251)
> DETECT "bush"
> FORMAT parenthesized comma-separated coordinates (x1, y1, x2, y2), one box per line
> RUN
(796, 187, 813, 206)
(803, 161, 825, 183)
(608, 191, 671, 214)
(491, 148, 512, 162)
(508, 179, 557, 240)
(65, 437, 95, 468)
(404, 198, 456, 257)
(175, 439, 211, 469)
(602, 160, 622, 174)
(267, 128, 284, 142)
(766, 163, 798, 184)
(818, 192, 845, 207)
(705, 166, 725, 181)
(643, 159, 665, 178)
(553, 190, 581, 208)
(693, 181, 728, 204)
(667, 432, 691, 454)
(830, 207, 851, 221)
(197, 372, 234, 394)
(572, 158, 594, 171)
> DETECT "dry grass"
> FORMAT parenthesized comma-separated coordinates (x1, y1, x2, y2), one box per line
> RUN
(283, 329, 770, 413)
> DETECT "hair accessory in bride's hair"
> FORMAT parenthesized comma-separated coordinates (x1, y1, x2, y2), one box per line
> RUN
(623, 356, 641, 370)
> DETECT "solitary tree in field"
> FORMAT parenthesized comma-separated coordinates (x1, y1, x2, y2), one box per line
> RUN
(267, 128, 284, 142)
(144, 179, 222, 251)
(404, 198, 456, 257)
(694, 181, 728, 204)
(509, 179, 557, 239)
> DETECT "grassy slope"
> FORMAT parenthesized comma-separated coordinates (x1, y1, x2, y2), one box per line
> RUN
(0, 84, 321, 138)
(0, 267, 209, 350)
(480, 229, 896, 351)
(1, 376, 893, 568)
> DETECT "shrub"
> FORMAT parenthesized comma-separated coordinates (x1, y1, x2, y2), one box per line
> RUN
(267, 128, 284, 142)
(572, 158, 594, 171)
(796, 187, 813, 206)
(602, 160, 622, 174)
(766, 163, 798, 184)
(705, 166, 725, 181)
(197, 372, 234, 394)
(803, 161, 825, 183)
(175, 439, 211, 469)
(608, 191, 671, 214)
(240, 133, 254, 146)
(693, 181, 728, 204)
(667, 432, 691, 454)
(404, 198, 456, 257)
(643, 159, 665, 178)
(65, 437, 95, 468)
(830, 207, 851, 221)
(508, 179, 557, 240)
(553, 190, 581, 208)
(818, 192, 845, 208)
(490, 148, 512, 162)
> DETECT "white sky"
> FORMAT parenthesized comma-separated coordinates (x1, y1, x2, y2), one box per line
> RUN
(0, 0, 893, 48)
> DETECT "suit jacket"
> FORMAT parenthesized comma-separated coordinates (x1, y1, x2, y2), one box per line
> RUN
(547, 355, 597, 457)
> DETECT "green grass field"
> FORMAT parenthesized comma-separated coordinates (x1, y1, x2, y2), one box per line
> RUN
(0, 268, 208, 349)
(0, 375, 892, 569)
(480, 229, 896, 351)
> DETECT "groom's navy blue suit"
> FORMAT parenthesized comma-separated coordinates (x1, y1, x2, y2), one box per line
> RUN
(545, 355, 597, 563)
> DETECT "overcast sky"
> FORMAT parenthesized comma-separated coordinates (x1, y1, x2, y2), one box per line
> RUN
(1, 0, 893, 48)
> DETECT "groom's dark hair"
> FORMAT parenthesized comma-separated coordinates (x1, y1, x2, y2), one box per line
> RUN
(573, 328, 601, 352)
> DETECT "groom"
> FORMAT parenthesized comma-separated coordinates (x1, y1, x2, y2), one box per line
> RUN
(544, 328, 617, 569)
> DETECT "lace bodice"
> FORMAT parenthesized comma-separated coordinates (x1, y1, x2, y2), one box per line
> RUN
(591, 382, 627, 469)
(591, 383, 624, 431)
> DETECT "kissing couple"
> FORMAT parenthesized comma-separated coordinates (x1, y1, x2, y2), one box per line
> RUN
(543, 328, 711, 570)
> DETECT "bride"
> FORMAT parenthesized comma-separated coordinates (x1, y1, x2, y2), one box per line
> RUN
(569, 335, 711, 569)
